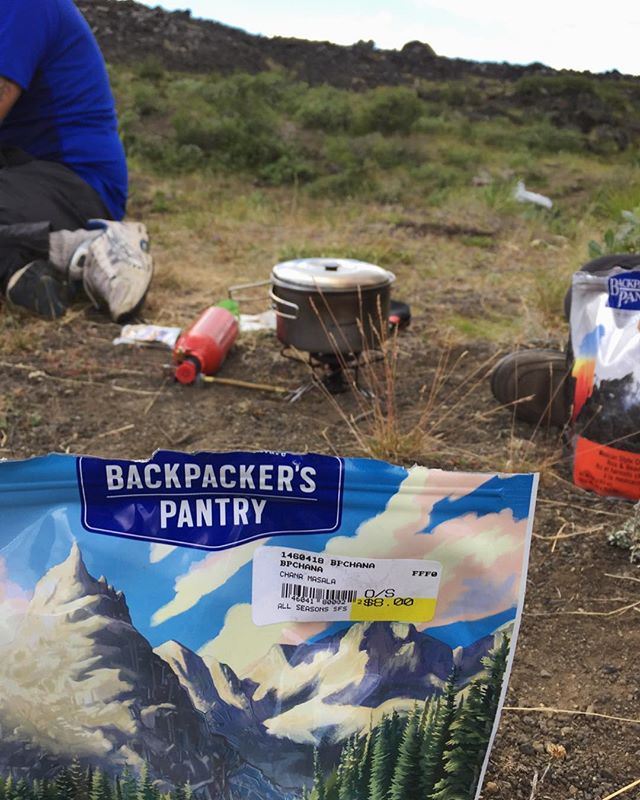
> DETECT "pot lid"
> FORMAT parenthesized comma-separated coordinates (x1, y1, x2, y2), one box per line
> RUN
(271, 258, 395, 292)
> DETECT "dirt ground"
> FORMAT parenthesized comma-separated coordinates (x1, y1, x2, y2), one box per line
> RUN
(1, 296, 638, 800)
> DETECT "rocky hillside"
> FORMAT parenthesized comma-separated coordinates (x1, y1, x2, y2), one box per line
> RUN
(77, 0, 624, 88)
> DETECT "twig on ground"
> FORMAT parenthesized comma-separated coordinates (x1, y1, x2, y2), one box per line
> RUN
(602, 777, 640, 800)
(537, 498, 625, 518)
(503, 706, 640, 725)
(528, 762, 552, 800)
(550, 521, 568, 553)
(605, 573, 640, 584)
(527, 599, 640, 617)
(1, 360, 159, 396)
(90, 423, 135, 441)
(144, 378, 169, 415)
(59, 303, 92, 325)
(532, 524, 606, 542)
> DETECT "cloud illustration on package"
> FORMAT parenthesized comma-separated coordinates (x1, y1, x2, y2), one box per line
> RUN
(0, 450, 537, 800)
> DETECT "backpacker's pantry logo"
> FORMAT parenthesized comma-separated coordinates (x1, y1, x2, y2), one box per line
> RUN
(78, 451, 344, 550)
(607, 270, 640, 310)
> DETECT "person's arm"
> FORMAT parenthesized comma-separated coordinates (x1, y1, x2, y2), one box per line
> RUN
(0, 76, 21, 122)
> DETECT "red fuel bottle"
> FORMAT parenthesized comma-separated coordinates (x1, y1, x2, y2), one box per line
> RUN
(173, 306, 239, 385)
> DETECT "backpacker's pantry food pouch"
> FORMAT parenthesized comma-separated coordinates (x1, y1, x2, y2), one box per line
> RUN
(0, 451, 537, 800)
(571, 266, 640, 500)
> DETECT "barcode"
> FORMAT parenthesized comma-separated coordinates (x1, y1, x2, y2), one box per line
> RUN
(281, 583, 357, 603)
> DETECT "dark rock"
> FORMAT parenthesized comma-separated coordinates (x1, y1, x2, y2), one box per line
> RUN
(75, 0, 635, 89)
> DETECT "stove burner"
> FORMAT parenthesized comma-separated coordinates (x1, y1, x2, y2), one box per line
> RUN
(282, 348, 381, 402)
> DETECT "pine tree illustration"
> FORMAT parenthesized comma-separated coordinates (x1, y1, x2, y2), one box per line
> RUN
(355, 726, 374, 800)
(422, 668, 458, 799)
(12, 778, 30, 800)
(368, 715, 395, 800)
(119, 769, 137, 800)
(430, 681, 488, 800)
(4, 776, 15, 800)
(337, 736, 361, 800)
(55, 768, 75, 800)
(310, 749, 325, 800)
(482, 636, 510, 728)
(66, 759, 87, 800)
(41, 778, 56, 800)
(89, 769, 112, 800)
(389, 706, 423, 800)
(135, 765, 155, 800)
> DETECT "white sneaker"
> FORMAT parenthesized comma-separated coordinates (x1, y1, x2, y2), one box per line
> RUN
(81, 220, 153, 322)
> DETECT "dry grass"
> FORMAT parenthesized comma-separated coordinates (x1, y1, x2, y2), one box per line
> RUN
(4, 145, 636, 477)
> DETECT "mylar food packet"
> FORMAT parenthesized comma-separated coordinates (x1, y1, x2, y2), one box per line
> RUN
(0, 451, 537, 800)
(571, 266, 640, 499)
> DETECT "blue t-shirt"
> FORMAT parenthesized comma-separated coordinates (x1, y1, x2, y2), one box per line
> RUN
(0, 0, 127, 220)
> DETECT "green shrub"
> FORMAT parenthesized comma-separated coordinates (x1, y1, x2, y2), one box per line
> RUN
(356, 87, 424, 135)
(258, 153, 317, 185)
(131, 136, 204, 173)
(588, 207, 640, 257)
(323, 135, 365, 172)
(412, 114, 458, 137)
(132, 84, 162, 117)
(441, 144, 480, 170)
(295, 85, 354, 132)
(515, 74, 626, 111)
(354, 133, 423, 169)
(521, 121, 584, 153)
(411, 162, 464, 190)
(307, 166, 375, 198)
(191, 72, 299, 115)
(136, 55, 165, 82)
(173, 112, 284, 169)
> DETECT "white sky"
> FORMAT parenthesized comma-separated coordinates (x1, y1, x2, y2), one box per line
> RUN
(137, 0, 640, 75)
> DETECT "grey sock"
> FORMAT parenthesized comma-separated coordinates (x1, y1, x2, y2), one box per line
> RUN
(49, 229, 101, 276)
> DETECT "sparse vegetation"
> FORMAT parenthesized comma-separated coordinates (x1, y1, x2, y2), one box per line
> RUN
(4, 16, 640, 796)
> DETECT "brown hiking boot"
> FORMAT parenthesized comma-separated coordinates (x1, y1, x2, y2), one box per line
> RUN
(490, 349, 570, 428)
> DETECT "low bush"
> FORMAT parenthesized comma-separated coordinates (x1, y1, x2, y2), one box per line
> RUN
(356, 87, 425, 135)
(521, 121, 584, 153)
(295, 85, 355, 132)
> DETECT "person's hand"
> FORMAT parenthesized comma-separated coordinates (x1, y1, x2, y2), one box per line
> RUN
(0, 76, 21, 123)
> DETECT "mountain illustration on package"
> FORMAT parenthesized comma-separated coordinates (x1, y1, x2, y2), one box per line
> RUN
(0, 450, 537, 800)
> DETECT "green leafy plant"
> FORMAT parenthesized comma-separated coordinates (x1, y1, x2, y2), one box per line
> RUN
(588, 206, 640, 257)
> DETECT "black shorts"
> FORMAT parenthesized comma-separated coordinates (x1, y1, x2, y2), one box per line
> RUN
(0, 146, 112, 287)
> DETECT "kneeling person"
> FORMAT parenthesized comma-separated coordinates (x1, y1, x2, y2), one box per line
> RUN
(0, 0, 152, 321)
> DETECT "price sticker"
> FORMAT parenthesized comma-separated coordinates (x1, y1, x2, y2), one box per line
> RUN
(252, 546, 441, 626)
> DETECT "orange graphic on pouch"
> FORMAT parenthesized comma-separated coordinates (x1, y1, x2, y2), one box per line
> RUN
(571, 357, 596, 420)
(574, 435, 640, 500)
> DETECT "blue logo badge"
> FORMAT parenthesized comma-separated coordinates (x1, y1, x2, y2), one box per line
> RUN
(78, 451, 344, 550)
(607, 271, 640, 310)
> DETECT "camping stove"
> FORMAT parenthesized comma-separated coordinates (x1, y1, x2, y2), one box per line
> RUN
(283, 347, 379, 403)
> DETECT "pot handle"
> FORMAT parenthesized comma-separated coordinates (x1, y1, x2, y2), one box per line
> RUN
(228, 279, 270, 302)
(269, 288, 299, 320)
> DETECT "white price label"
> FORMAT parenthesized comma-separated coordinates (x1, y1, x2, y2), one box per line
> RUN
(252, 546, 442, 626)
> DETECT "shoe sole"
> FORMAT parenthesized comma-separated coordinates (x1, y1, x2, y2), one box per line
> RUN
(490, 349, 569, 428)
(6, 261, 68, 320)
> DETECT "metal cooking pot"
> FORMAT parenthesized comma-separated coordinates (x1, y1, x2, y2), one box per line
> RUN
(270, 258, 395, 354)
